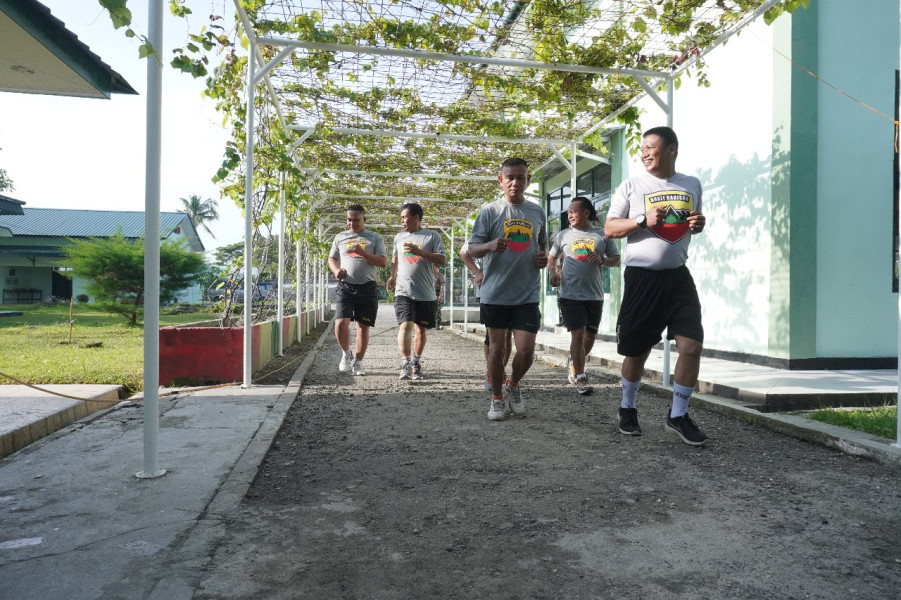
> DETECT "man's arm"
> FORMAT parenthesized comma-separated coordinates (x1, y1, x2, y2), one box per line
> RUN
(386, 253, 398, 290)
(604, 206, 667, 239)
(328, 256, 346, 280)
(548, 254, 561, 287)
(467, 238, 509, 258)
(458, 246, 484, 286)
(349, 243, 388, 268)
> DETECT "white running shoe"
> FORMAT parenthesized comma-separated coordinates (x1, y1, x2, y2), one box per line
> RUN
(352, 359, 366, 376)
(411, 361, 423, 381)
(338, 350, 353, 372)
(487, 399, 506, 421)
(504, 381, 526, 416)
(399, 361, 412, 380)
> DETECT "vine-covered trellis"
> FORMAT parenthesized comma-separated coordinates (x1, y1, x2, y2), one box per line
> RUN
(162, 0, 808, 238)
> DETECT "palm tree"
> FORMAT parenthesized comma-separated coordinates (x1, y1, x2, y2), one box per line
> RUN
(179, 194, 219, 238)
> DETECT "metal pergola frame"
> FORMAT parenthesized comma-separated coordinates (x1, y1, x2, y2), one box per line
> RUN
(142, 0, 865, 478)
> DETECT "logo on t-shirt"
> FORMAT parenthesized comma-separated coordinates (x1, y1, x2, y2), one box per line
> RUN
(345, 238, 367, 258)
(645, 191, 693, 244)
(503, 219, 533, 253)
(570, 238, 596, 262)
(402, 242, 421, 264)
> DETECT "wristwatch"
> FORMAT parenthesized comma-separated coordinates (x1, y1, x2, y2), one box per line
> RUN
(635, 214, 648, 229)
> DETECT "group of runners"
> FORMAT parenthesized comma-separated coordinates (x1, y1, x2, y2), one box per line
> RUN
(328, 125, 709, 446)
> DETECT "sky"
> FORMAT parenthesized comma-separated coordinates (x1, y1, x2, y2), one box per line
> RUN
(0, 0, 246, 254)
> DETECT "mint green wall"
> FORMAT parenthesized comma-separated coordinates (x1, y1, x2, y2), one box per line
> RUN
(814, 1, 898, 357)
(768, 7, 819, 360)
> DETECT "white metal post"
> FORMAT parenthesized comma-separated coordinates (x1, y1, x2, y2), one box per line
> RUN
(242, 42, 256, 389)
(662, 75, 675, 387)
(296, 235, 302, 342)
(462, 222, 469, 329)
(137, 0, 165, 479)
(896, 21, 901, 446)
(449, 227, 455, 328)
(305, 239, 311, 334)
(277, 171, 285, 355)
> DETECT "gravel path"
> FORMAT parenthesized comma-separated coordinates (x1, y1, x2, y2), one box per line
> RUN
(197, 306, 901, 600)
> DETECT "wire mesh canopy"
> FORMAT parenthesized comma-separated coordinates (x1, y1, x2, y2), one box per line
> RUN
(236, 0, 790, 226)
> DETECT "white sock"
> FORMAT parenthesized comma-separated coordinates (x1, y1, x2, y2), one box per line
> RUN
(621, 376, 640, 409)
(671, 382, 694, 418)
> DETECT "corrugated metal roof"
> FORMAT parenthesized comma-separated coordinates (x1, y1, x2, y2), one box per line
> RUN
(0, 194, 25, 216)
(0, 208, 191, 239)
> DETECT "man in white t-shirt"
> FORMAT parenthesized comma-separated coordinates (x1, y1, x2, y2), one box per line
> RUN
(604, 126, 708, 446)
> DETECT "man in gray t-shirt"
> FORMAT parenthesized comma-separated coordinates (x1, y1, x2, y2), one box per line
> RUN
(386, 203, 446, 381)
(467, 157, 548, 421)
(549, 196, 620, 397)
(328, 205, 387, 376)
(605, 126, 708, 446)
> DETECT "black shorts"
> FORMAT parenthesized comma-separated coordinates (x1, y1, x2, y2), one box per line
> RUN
(394, 295, 437, 329)
(559, 298, 603, 334)
(335, 280, 379, 326)
(616, 265, 703, 357)
(480, 303, 541, 334)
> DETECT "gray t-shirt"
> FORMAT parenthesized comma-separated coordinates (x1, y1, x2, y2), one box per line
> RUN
(549, 226, 619, 301)
(329, 229, 387, 285)
(469, 198, 548, 305)
(607, 172, 702, 269)
(392, 229, 446, 301)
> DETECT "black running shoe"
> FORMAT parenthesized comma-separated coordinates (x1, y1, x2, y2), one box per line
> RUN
(618, 407, 642, 436)
(666, 413, 709, 446)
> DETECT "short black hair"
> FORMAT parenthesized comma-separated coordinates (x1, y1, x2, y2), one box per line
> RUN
(347, 204, 366, 214)
(571, 196, 598, 222)
(501, 157, 529, 170)
(402, 202, 424, 219)
(643, 126, 678, 148)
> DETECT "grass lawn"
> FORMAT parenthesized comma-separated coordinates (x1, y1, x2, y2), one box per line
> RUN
(807, 405, 898, 440)
(0, 303, 215, 394)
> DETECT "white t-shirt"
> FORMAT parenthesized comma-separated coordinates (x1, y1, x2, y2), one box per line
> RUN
(607, 172, 702, 269)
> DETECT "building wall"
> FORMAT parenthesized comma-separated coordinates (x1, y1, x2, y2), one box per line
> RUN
(814, 1, 898, 358)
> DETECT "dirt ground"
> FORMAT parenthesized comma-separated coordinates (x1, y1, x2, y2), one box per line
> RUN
(197, 307, 901, 600)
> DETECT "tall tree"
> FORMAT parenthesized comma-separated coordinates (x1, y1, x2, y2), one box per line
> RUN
(179, 194, 219, 238)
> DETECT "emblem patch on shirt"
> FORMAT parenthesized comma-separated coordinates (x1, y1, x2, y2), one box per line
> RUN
(645, 191, 692, 244)
(503, 219, 533, 253)
(570, 238, 596, 262)
(345, 238, 366, 258)
(402, 242, 422, 264)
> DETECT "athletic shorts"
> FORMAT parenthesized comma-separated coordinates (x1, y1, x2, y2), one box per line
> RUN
(616, 265, 703, 357)
(335, 280, 379, 326)
(480, 303, 541, 334)
(394, 295, 437, 329)
(558, 298, 603, 334)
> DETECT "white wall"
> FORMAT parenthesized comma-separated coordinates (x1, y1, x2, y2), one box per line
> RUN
(815, 1, 898, 357)
(619, 18, 776, 355)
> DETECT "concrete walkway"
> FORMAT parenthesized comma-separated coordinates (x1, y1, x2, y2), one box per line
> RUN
(0, 309, 899, 598)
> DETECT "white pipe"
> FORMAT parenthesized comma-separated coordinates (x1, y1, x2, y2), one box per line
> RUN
(242, 42, 256, 389)
(260, 39, 665, 79)
(277, 171, 285, 355)
(449, 227, 455, 328)
(309, 125, 572, 147)
(305, 212, 311, 335)
(296, 233, 302, 342)
(137, 0, 165, 479)
(295, 168, 495, 181)
(663, 76, 675, 387)
(462, 222, 468, 329)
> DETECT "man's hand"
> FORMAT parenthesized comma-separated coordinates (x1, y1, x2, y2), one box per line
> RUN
(335, 268, 347, 280)
(646, 206, 667, 228)
(402, 241, 419, 256)
(549, 270, 561, 287)
(348, 243, 365, 256)
(386, 276, 395, 290)
(488, 237, 510, 252)
(472, 270, 484, 287)
(687, 211, 706, 233)
(535, 249, 548, 269)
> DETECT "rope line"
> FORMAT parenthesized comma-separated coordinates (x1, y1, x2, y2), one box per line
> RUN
(751, 30, 900, 151)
